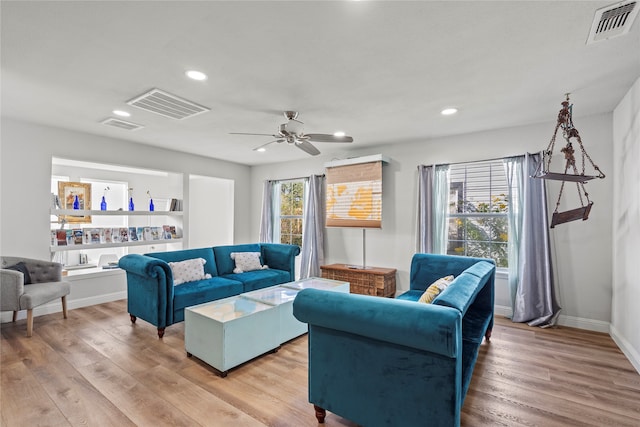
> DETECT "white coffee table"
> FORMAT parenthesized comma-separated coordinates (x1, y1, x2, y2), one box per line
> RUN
(184, 277, 349, 377)
(280, 277, 350, 293)
(184, 296, 280, 377)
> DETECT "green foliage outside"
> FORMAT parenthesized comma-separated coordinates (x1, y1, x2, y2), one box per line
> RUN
(448, 194, 509, 267)
(279, 181, 303, 246)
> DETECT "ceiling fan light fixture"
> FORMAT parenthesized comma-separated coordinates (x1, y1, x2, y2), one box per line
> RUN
(186, 70, 207, 81)
(256, 147, 266, 152)
(113, 110, 131, 117)
(441, 107, 458, 116)
(333, 131, 346, 137)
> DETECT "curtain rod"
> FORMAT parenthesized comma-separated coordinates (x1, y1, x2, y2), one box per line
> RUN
(267, 173, 325, 182)
(419, 152, 531, 169)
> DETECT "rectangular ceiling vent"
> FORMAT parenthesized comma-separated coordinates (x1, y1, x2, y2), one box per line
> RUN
(126, 88, 210, 120)
(100, 117, 144, 131)
(587, 1, 638, 44)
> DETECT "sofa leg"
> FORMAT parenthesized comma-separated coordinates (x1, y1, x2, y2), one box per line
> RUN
(485, 328, 492, 342)
(12, 311, 17, 322)
(314, 405, 326, 423)
(130, 314, 137, 324)
(157, 327, 165, 338)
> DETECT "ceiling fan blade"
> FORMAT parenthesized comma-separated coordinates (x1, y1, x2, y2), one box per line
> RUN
(252, 140, 282, 151)
(295, 141, 321, 156)
(305, 133, 353, 143)
(230, 132, 279, 137)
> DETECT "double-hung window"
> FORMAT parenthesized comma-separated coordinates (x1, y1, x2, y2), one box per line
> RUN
(273, 179, 305, 246)
(447, 160, 510, 268)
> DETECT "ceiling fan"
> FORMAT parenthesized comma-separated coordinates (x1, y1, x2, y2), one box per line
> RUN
(230, 111, 353, 156)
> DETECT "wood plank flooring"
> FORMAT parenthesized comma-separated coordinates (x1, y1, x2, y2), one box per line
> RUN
(2, 299, 639, 426)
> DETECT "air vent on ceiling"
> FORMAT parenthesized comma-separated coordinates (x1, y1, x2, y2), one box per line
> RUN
(126, 88, 210, 120)
(100, 117, 144, 131)
(587, 1, 638, 44)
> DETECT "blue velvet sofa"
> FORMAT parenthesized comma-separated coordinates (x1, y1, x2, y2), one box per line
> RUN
(119, 243, 300, 338)
(292, 253, 495, 427)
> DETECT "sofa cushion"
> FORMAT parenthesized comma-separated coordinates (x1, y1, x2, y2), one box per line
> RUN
(5, 262, 32, 284)
(146, 248, 218, 277)
(169, 258, 212, 285)
(213, 244, 261, 275)
(394, 289, 424, 302)
(173, 276, 243, 312)
(222, 268, 291, 292)
(231, 252, 267, 273)
(418, 275, 454, 304)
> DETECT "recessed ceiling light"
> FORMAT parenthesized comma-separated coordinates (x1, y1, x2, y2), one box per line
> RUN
(113, 110, 131, 117)
(333, 131, 346, 137)
(441, 108, 458, 116)
(257, 147, 266, 152)
(186, 70, 207, 81)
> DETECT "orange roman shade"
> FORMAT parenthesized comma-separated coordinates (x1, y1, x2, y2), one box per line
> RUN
(325, 160, 382, 228)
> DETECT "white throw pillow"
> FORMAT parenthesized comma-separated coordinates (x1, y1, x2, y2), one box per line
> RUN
(231, 252, 268, 273)
(169, 258, 212, 285)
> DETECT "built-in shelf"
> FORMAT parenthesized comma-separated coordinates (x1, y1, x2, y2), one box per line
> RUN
(51, 209, 182, 216)
(51, 238, 183, 252)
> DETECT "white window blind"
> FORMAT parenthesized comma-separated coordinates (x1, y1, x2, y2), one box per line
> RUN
(326, 161, 382, 228)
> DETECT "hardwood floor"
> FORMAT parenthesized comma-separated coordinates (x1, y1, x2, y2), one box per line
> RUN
(2, 300, 639, 426)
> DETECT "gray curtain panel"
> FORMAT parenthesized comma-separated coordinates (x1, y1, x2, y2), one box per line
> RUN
(417, 165, 434, 253)
(300, 175, 325, 279)
(259, 180, 274, 243)
(417, 164, 449, 254)
(511, 152, 561, 327)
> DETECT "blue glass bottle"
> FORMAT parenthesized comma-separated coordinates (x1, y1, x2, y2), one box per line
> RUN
(149, 198, 154, 211)
(73, 195, 80, 210)
(128, 197, 135, 211)
(100, 196, 107, 211)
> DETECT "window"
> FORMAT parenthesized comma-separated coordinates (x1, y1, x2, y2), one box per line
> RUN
(447, 160, 510, 268)
(274, 180, 305, 246)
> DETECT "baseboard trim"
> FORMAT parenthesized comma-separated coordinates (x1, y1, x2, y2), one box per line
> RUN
(609, 324, 640, 375)
(0, 291, 126, 323)
(493, 305, 610, 333)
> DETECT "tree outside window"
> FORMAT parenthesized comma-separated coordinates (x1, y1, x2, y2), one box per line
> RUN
(447, 161, 510, 268)
(277, 180, 304, 246)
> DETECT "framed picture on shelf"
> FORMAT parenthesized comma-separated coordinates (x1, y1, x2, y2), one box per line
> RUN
(58, 181, 92, 223)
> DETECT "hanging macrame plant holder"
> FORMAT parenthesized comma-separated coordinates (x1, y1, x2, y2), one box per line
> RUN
(533, 95, 605, 228)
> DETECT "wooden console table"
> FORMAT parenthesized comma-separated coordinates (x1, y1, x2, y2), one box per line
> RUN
(320, 264, 396, 298)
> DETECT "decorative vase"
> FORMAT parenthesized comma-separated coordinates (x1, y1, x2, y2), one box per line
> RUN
(73, 195, 80, 210)
(100, 196, 107, 211)
(128, 197, 135, 211)
(149, 198, 154, 212)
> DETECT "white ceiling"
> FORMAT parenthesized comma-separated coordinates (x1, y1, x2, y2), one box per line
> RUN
(2, 1, 639, 166)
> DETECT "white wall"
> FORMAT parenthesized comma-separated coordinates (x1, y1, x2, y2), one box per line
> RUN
(611, 76, 640, 373)
(251, 114, 614, 329)
(188, 174, 234, 247)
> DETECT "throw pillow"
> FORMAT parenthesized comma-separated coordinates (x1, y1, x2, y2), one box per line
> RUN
(418, 275, 454, 304)
(230, 252, 268, 273)
(5, 262, 32, 284)
(168, 258, 212, 285)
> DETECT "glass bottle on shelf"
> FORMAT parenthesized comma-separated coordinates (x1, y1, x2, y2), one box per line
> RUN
(73, 195, 80, 210)
(100, 196, 107, 210)
(128, 197, 135, 211)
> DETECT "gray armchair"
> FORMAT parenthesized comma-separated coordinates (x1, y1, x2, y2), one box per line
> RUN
(1, 256, 71, 337)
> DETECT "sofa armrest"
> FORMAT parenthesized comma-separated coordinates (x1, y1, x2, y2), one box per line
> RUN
(119, 254, 173, 281)
(0, 270, 24, 311)
(260, 244, 301, 281)
(119, 254, 175, 328)
(293, 288, 461, 358)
